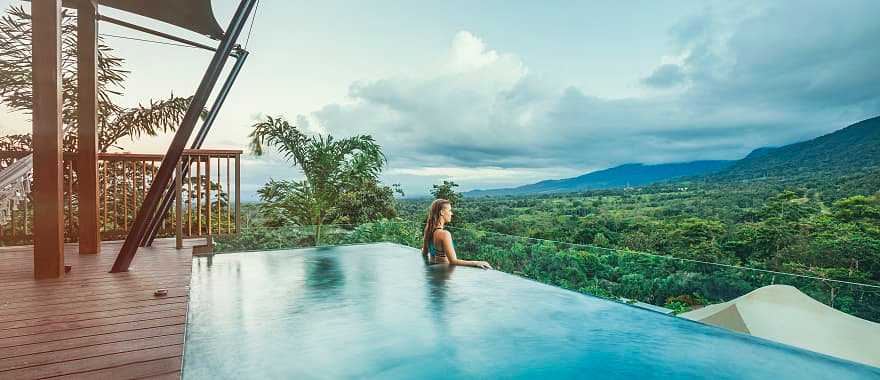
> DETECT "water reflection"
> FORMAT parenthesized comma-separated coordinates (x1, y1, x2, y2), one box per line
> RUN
(425, 264, 456, 320)
(304, 254, 345, 296)
(185, 245, 880, 380)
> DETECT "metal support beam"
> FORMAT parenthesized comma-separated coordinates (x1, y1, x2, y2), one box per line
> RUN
(111, 0, 257, 272)
(191, 49, 250, 149)
(141, 49, 250, 247)
(77, 0, 101, 254)
(32, 0, 65, 278)
(97, 14, 218, 53)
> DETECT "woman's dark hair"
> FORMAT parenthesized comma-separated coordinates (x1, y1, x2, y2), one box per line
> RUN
(422, 199, 451, 256)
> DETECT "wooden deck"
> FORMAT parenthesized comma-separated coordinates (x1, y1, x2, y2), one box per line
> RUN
(0, 239, 198, 379)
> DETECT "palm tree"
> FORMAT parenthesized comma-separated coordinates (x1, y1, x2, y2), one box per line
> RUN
(249, 116, 386, 244)
(0, 5, 190, 153)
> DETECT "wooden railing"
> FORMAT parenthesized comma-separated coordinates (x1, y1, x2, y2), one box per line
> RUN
(0, 149, 242, 245)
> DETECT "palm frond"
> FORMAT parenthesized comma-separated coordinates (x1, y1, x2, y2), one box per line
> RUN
(248, 115, 307, 162)
(100, 94, 191, 151)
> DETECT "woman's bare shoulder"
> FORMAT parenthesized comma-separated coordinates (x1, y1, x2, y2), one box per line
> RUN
(433, 229, 452, 239)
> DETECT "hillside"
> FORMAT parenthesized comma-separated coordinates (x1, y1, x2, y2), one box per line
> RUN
(464, 116, 880, 198)
(465, 160, 734, 197)
(712, 116, 880, 180)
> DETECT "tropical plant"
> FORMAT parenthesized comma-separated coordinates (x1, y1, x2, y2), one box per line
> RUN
(248, 115, 388, 243)
(431, 180, 462, 204)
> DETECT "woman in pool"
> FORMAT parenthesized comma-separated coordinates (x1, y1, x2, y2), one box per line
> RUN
(422, 199, 493, 269)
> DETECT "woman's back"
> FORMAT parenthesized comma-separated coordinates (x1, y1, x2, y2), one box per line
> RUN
(428, 228, 449, 264)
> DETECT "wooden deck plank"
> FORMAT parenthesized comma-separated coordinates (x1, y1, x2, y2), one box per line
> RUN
(0, 298, 188, 324)
(0, 333, 184, 372)
(0, 287, 191, 311)
(0, 302, 187, 331)
(0, 314, 185, 348)
(139, 371, 184, 380)
(1, 280, 190, 300)
(0, 344, 182, 379)
(0, 308, 187, 339)
(0, 239, 198, 380)
(50, 357, 181, 380)
(0, 281, 193, 303)
(0, 325, 183, 359)
(0, 275, 193, 292)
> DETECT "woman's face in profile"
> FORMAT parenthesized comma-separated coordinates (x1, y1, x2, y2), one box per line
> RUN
(441, 204, 453, 223)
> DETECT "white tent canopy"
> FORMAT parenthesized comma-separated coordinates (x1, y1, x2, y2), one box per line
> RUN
(0, 154, 32, 224)
(0, 125, 75, 224)
(680, 284, 880, 368)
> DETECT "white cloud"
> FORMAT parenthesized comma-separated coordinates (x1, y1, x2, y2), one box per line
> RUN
(291, 16, 880, 195)
(447, 31, 499, 72)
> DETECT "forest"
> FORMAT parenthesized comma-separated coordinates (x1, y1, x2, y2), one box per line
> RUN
(393, 175, 880, 321)
(216, 168, 880, 323)
(211, 116, 880, 322)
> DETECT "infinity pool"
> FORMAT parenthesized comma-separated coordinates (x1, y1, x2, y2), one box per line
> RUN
(182, 243, 880, 379)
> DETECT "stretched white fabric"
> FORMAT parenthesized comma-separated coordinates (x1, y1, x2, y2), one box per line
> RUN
(0, 125, 74, 225)
(0, 154, 33, 225)
(680, 284, 880, 367)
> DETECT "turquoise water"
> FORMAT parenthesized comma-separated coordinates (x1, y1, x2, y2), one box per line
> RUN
(183, 243, 880, 379)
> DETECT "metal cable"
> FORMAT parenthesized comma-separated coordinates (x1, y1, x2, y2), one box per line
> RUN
(446, 225, 880, 289)
(99, 33, 199, 49)
(244, 0, 261, 49)
(221, 220, 880, 290)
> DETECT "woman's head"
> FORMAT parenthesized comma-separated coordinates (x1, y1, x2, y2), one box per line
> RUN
(422, 199, 452, 254)
(428, 198, 452, 224)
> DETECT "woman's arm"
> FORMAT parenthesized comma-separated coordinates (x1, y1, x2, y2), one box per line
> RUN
(441, 231, 492, 269)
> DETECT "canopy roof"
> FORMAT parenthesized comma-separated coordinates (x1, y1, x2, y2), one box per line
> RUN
(67, 0, 225, 39)
(680, 285, 880, 368)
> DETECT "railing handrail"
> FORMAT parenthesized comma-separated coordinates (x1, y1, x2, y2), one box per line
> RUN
(0, 149, 243, 160)
(1, 148, 242, 243)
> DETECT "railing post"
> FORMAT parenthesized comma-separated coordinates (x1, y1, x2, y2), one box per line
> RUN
(216, 157, 221, 235)
(10, 206, 15, 240)
(206, 155, 212, 236)
(122, 161, 128, 228)
(102, 159, 107, 230)
(187, 158, 193, 237)
(235, 153, 241, 235)
(175, 161, 183, 249)
(196, 158, 202, 235)
(226, 156, 231, 234)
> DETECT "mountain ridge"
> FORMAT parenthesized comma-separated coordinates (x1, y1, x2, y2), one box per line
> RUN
(465, 160, 735, 197)
(464, 115, 880, 197)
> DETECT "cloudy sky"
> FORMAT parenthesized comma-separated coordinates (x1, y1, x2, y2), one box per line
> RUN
(1, 0, 878, 198)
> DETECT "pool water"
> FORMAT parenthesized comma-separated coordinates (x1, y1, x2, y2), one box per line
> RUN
(182, 243, 880, 379)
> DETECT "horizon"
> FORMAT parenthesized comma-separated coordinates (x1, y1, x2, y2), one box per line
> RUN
(1, 0, 878, 200)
